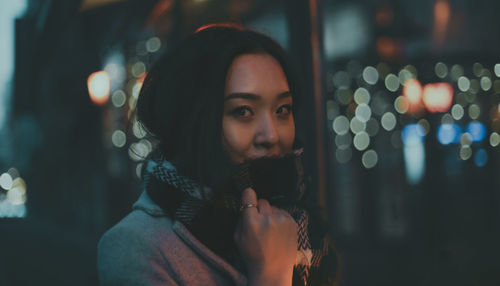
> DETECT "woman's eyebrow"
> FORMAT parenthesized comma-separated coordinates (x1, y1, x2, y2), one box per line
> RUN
(224, 91, 291, 101)
(277, 91, 292, 99)
(225, 93, 259, 101)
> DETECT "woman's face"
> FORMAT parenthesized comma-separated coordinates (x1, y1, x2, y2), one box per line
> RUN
(222, 53, 295, 163)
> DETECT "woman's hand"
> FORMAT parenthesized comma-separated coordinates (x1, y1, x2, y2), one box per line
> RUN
(234, 188, 298, 286)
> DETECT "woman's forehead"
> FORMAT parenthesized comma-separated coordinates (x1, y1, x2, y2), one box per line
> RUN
(224, 53, 290, 97)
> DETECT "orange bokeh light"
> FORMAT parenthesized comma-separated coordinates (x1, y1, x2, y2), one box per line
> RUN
(376, 37, 402, 60)
(403, 78, 424, 113)
(433, 0, 450, 46)
(422, 82, 453, 113)
(376, 6, 394, 27)
(87, 71, 110, 106)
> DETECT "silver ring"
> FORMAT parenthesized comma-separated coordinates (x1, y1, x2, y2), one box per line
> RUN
(240, 203, 258, 212)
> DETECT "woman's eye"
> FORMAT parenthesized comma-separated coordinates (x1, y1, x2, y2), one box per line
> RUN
(231, 106, 253, 118)
(277, 104, 292, 115)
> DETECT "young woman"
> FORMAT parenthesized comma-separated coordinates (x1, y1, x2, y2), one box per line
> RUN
(97, 23, 339, 286)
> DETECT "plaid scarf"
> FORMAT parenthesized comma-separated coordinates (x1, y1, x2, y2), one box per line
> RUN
(143, 153, 338, 285)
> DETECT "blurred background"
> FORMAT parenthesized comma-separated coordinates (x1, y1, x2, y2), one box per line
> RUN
(1, 0, 499, 285)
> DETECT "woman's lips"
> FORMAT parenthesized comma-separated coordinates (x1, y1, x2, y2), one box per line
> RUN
(247, 154, 281, 160)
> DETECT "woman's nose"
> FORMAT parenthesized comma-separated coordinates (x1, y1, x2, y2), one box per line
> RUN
(254, 114, 279, 148)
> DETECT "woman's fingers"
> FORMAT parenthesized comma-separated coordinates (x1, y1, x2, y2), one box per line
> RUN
(257, 199, 271, 215)
(241, 187, 258, 215)
(271, 206, 287, 215)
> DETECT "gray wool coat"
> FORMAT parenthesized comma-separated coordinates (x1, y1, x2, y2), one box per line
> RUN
(97, 191, 247, 286)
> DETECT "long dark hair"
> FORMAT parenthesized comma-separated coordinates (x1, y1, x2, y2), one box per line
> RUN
(136, 24, 302, 189)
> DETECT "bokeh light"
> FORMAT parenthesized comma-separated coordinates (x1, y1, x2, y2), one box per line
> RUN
(7, 178, 27, 205)
(146, 37, 161, 53)
(474, 148, 488, 167)
(350, 117, 366, 134)
(381, 112, 397, 131)
(132, 80, 143, 100)
(468, 104, 480, 119)
(402, 124, 426, 145)
(422, 82, 453, 113)
(490, 132, 500, 147)
(433, 0, 450, 45)
(460, 132, 473, 146)
(7, 168, 19, 180)
(460, 145, 472, 160)
(480, 76, 492, 91)
(494, 63, 500, 77)
(0, 173, 13, 190)
(131, 61, 146, 78)
(405, 65, 418, 77)
(355, 103, 372, 122)
(418, 119, 430, 135)
(362, 149, 378, 168)
(353, 131, 370, 151)
(333, 116, 350, 135)
(335, 133, 352, 150)
(385, 73, 399, 92)
(0, 200, 27, 218)
(402, 78, 423, 113)
(376, 6, 393, 26)
(402, 124, 426, 185)
(376, 37, 401, 60)
(398, 69, 414, 84)
(394, 96, 409, 114)
(473, 63, 483, 77)
(132, 121, 147, 139)
(104, 62, 126, 85)
(128, 140, 153, 162)
(435, 62, 448, 78)
(437, 123, 461, 145)
(466, 121, 486, 142)
(111, 90, 126, 108)
(354, 87, 370, 104)
(111, 130, 127, 148)
(457, 76, 470, 92)
(451, 104, 464, 120)
(441, 113, 454, 124)
(363, 66, 379, 85)
(450, 64, 464, 81)
(136, 163, 143, 179)
(87, 71, 111, 106)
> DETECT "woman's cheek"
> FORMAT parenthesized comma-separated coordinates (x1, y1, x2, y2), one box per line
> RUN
(222, 121, 252, 162)
(280, 121, 295, 152)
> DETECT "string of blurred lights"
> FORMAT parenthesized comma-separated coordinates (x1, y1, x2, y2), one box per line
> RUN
(87, 36, 163, 180)
(327, 61, 500, 184)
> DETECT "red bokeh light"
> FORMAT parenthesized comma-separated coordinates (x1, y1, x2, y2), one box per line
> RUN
(87, 71, 110, 106)
(402, 78, 424, 114)
(422, 82, 453, 113)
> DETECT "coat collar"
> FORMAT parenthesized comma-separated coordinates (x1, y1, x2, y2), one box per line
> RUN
(132, 191, 168, 217)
